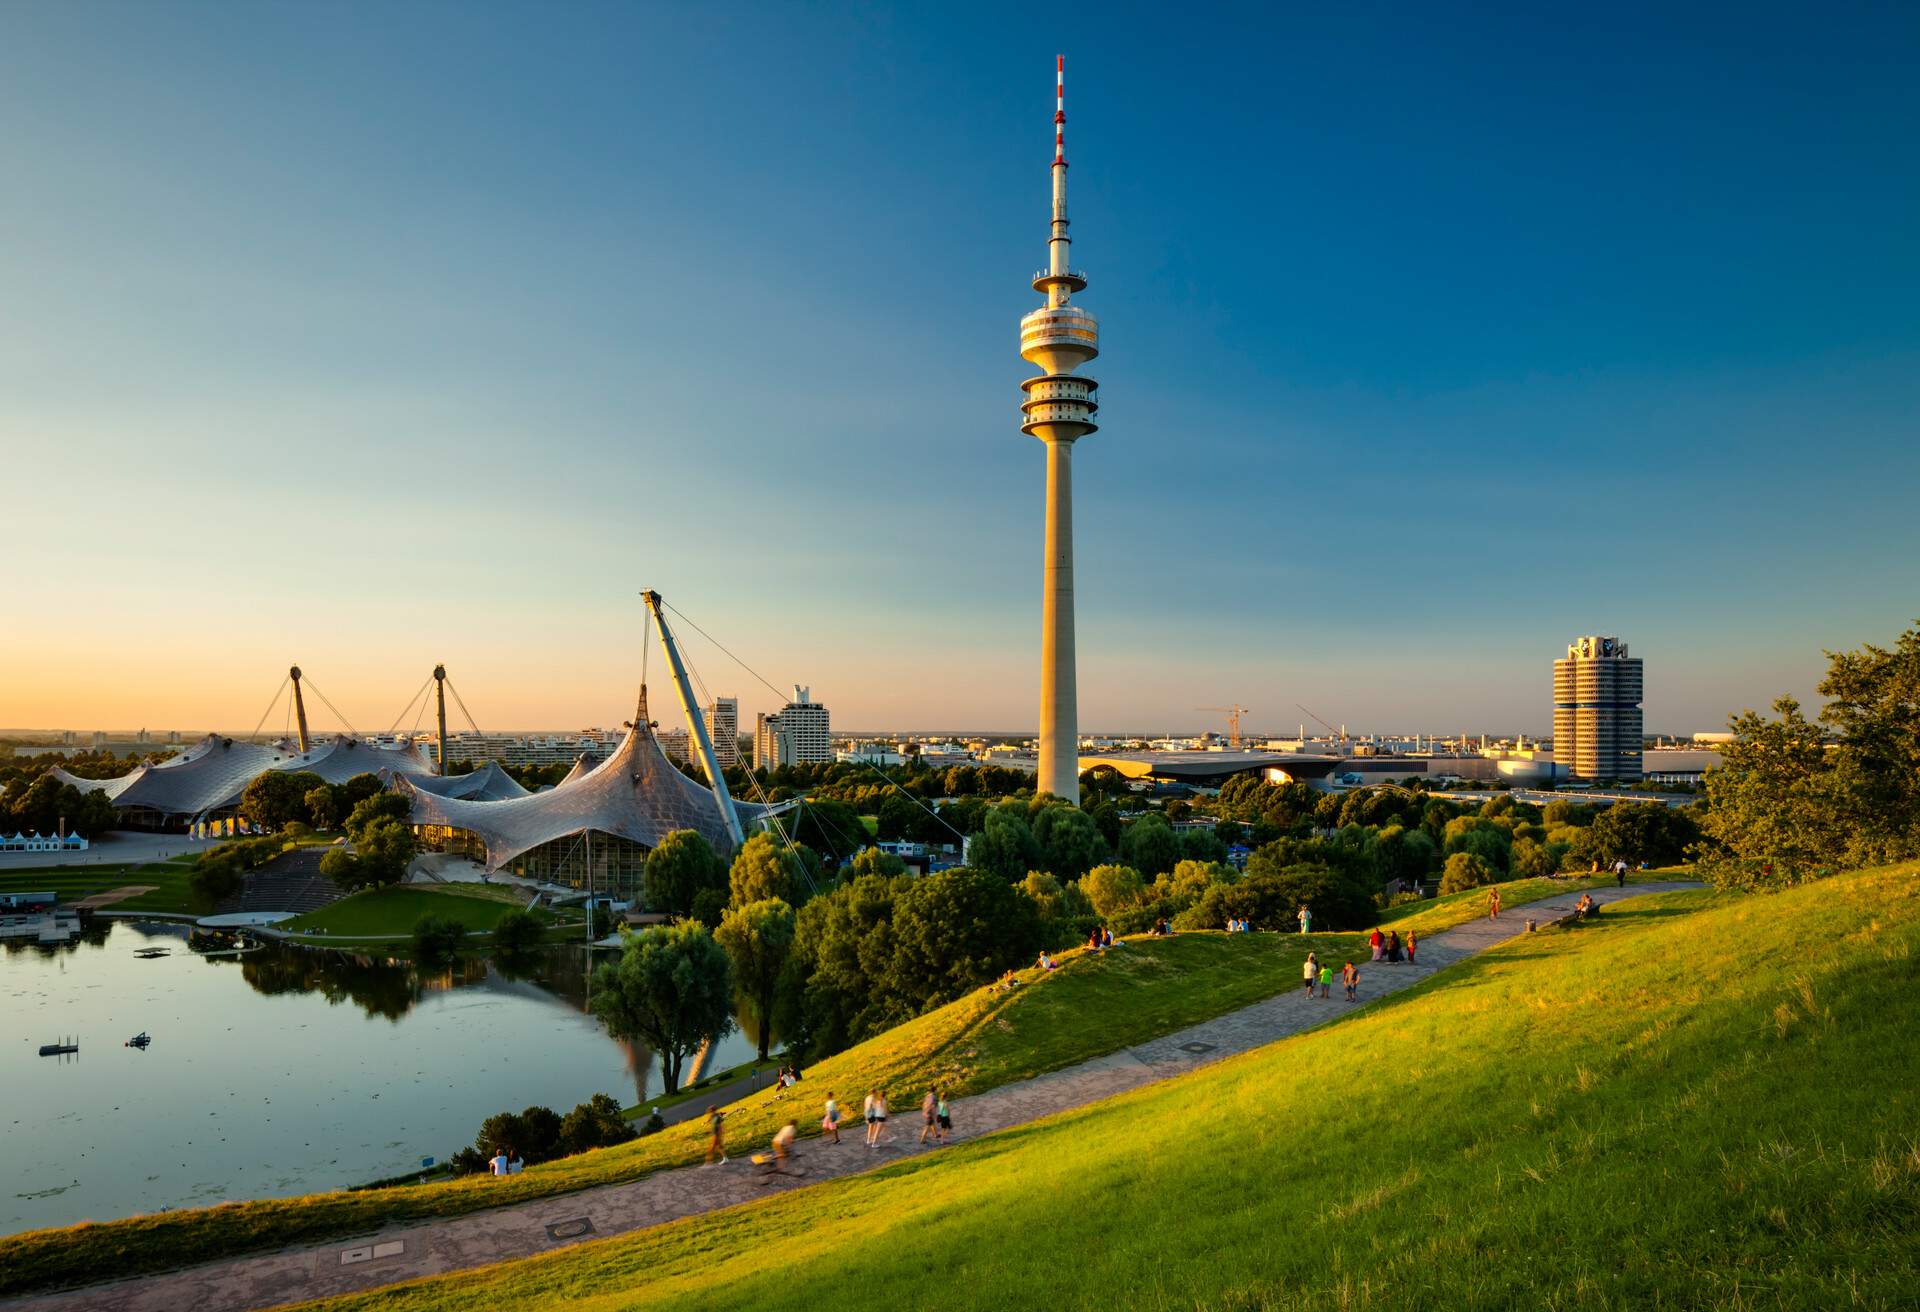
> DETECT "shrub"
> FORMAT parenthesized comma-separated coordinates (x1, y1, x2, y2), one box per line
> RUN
(1080, 864, 1146, 919)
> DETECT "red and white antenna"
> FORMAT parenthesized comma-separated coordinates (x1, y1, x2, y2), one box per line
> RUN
(1053, 54, 1066, 166)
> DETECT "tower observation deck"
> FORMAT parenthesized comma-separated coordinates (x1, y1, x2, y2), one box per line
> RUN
(1021, 56, 1099, 805)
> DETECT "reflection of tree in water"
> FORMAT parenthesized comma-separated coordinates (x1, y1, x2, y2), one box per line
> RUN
(214, 943, 489, 1023)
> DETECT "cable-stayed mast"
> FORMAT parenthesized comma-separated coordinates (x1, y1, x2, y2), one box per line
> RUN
(1020, 55, 1100, 804)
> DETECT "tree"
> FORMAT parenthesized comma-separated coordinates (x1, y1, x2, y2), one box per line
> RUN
(1372, 825, 1437, 887)
(728, 832, 800, 907)
(1586, 801, 1699, 867)
(1440, 851, 1495, 894)
(557, 1093, 637, 1156)
(1510, 836, 1556, 878)
(885, 867, 1043, 1008)
(589, 920, 735, 1094)
(1032, 804, 1108, 881)
(492, 908, 545, 955)
(849, 846, 909, 878)
(1178, 825, 1229, 864)
(1119, 813, 1179, 878)
(1241, 848, 1377, 929)
(412, 915, 468, 961)
(966, 808, 1039, 882)
(644, 829, 727, 918)
(714, 897, 797, 1062)
(239, 770, 324, 832)
(1080, 863, 1145, 920)
(303, 786, 338, 831)
(344, 791, 410, 843)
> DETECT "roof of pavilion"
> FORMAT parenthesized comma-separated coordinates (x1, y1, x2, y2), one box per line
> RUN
(398, 715, 762, 871)
(51, 733, 436, 819)
(397, 759, 530, 802)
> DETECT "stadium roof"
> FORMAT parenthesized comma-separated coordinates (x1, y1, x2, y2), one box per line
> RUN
(53, 732, 436, 821)
(398, 760, 529, 802)
(398, 710, 763, 871)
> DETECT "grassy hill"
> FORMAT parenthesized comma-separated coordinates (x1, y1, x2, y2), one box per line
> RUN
(295, 867, 1919, 1312)
(0, 924, 1335, 1295)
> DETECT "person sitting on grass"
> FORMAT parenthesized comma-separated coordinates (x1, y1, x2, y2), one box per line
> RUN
(1036, 949, 1057, 971)
(1087, 927, 1104, 952)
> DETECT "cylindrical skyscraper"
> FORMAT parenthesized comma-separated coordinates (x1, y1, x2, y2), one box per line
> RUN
(1021, 56, 1100, 804)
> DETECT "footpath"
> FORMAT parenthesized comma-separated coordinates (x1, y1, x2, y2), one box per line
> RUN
(7, 881, 1700, 1312)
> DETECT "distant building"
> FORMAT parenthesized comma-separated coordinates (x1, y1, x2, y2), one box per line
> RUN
(1553, 635, 1644, 781)
(442, 731, 621, 768)
(657, 727, 691, 764)
(838, 741, 902, 767)
(705, 697, 739, 767)
(755, 687, 831, 767)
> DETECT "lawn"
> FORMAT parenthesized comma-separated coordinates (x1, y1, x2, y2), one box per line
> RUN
(1372, 866, 1689, 937)
(0, 925, 1341, 1295)
(0, 853, 201, 914)
(293, 865, 1920, 1312)
(278, 884, 548, 939)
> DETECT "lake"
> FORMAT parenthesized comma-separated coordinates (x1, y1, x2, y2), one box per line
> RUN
(2, 918, 757, 1233)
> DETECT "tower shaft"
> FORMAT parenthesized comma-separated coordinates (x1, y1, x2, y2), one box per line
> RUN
(289, 665, 310, 753)
(1037, 439, 1077, 799)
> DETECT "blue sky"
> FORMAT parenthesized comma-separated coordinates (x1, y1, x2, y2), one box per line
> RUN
(3, 1, 1916, 737)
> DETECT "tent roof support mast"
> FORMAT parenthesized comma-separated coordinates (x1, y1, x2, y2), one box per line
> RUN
(641, 590, 745, 849)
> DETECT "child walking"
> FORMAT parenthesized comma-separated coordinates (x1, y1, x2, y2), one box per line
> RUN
(1317, 961, 1332, 999)
(822, 1092, 842, 1144)
(1302, 951, 1318, 997)
(1342, 960, 1359, 1002)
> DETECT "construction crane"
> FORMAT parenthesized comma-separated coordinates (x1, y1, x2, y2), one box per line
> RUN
(1295, 703, 1350, 753)
(1196, 705, 1250, 749)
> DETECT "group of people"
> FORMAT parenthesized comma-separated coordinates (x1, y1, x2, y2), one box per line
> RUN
(774, 1063, 804, 1089)
(1365, 926, 1415, 963)
(1086, 925, 1120, 951)
(1225, 918, 1253, 933)
(723, 1085, 954, 1168)
(487, 1148, 525, 1176)
(1573, 892, 1601, 921)
(1300, 951, 1363, 1003)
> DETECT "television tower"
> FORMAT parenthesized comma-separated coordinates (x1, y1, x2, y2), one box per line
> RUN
(1020, 55, 1100, 804)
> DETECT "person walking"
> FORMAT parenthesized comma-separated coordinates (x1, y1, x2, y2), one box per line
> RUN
(1369, 926, 1383, 962)
(704, 1107, 727, 1166)
(935, 1090, 952, 1143)
(863, 1089, 879, 1148)
(1317, 961, 1333, 999)
(1342, 960, 1359, 1002)
(1406, 929, 1418, 965)
(1615, 858, 1628, 887)
(1297, 903, 1313, 935)
(873, 1090, 891, 1146)
(1387, 930, 1403, 963)
(1303, 950, 1319, 997)
(919, 1089, 939, 1144)
(822, 1092, 842, 1144)
(1488, 886, 1502, 920)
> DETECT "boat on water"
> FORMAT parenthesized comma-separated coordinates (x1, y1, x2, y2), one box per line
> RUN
(133, 946, 170, 958)
(125, 1032, 152, 1048)
(38, 1040, 79, 1057)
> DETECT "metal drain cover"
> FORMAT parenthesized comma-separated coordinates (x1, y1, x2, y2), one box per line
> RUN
(1179, 1041, 1216, 1055)
(546, 1217, 594, 1241)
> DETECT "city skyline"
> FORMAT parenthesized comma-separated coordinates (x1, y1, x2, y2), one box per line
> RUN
(4, 4, 1917, 735)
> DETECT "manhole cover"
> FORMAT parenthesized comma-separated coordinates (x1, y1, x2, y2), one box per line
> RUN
(1179, 1041, 1216, 1055)
(546, 1217, 594, 1241)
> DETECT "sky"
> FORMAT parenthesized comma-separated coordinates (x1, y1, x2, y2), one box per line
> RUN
(2, 1, 1916, 739)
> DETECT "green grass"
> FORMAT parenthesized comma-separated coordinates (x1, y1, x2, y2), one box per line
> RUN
(294, 865, 1920, 1312)
(1374, 867, 1688, 938)
(0, 928, 1338, 1295)
(0, 853, 201, 914)
(278, 885, 550, 939)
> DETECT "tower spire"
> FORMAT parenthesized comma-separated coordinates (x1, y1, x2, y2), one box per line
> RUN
(1019, 56, 1101, 806)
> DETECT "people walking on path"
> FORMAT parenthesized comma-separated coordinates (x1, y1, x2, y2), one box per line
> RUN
(1406, 930, 1418, 965)
(1303, 951, 1319, 996)
(920, 1089, 940, 1144)
(1369, 926, 1383, 961)
(872, 1090, 891, 1146)
(1615, 858, 1628, 887)
(1387, 930, 1404, 963)
(1488, 887, 1502, 920)
(821, 1093, 842, 1144)
(704, 1107, 727, 1166)
(1317, 962, 1332, 999)
(935, 1090, 951, 1143)
(1297, 903, 1312, 935)
(1342, 960, 1359, 1001)
(863, 1090, 879, 1147)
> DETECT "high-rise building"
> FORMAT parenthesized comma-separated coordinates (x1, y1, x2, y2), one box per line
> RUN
(754, 687, 831, 767)
(1553, 636, 1644, 781)
(703, 697, 739, 767)
(1020, 55, 1100, 805)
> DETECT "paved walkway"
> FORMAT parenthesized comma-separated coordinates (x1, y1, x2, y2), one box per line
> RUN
(8, 881, 1699, 1312)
